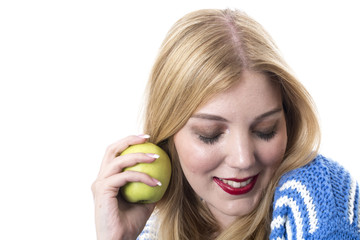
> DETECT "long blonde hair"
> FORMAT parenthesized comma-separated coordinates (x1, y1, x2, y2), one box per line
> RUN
(143, 9, 320, 240)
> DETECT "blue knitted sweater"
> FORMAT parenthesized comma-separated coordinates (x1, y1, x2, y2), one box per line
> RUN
(138, 155, 360, 239)
(270, 155, 360, 239)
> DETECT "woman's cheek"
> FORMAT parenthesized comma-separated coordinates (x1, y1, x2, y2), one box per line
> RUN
(176, 137, 220, 174)
(257, 133, 287, 166)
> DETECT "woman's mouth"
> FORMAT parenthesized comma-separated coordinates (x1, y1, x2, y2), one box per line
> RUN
(213, 174, 259, 195)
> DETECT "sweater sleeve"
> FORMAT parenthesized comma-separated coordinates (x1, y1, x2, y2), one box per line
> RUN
(270, 155, 360, 240)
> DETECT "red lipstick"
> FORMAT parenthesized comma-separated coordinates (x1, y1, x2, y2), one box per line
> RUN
(213, 174, 259, 195)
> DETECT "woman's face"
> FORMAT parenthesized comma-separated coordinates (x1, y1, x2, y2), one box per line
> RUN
(174, 70, 287, 229)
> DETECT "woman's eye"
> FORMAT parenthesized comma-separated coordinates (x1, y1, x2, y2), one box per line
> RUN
(255, 130, 276, 141)
(198, 133, 222, 145)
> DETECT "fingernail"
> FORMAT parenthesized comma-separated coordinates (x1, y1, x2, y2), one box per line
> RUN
(153, 178, 162, 186)
(146, 153, 160, 159)
(137, 134, 150, 139)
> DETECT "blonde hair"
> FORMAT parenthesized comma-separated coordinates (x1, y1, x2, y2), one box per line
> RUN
(143, 9, 320, 240)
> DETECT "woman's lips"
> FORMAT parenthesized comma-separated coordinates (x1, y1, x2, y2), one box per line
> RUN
(213, 174, 259, 195)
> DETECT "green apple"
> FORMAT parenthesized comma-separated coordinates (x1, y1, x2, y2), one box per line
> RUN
(120, 142, 171, 203)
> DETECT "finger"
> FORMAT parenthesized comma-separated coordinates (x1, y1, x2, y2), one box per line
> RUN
(94, 171, 161, 199)
(98, 152, 159, 180)
(101, 134, 150, 167)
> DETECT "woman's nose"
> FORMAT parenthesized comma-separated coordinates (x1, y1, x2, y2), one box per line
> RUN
(224, 133, 256, 170)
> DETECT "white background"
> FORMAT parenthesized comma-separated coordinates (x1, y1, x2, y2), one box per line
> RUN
(1, 1, 359, 239)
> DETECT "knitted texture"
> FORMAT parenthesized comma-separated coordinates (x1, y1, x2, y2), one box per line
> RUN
(138, 155, 360, 239)
(270, 155, 360, 239)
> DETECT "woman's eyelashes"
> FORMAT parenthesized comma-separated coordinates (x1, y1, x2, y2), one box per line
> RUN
(193, 122, 278, 145)
(198, 133, 222, 145)
(191, 124, 226, 145)
(196, 127, 278, 144)
(253, 124, 278, 141)
(254, 130, 277, 141)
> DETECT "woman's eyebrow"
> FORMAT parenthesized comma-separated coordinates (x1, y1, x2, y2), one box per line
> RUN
(191, 107, 283, 123)
(191, 113, 229, 122)
(253, 107, 283, 123)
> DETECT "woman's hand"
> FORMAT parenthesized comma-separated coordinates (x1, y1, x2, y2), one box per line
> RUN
(91, 135, 160, 240)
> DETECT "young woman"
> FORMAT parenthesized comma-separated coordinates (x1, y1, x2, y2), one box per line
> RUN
(92, 9, 360, 239)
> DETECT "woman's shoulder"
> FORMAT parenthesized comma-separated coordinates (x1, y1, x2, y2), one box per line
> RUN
(277, 154, 354, 190)
(270, 154, 360, 239)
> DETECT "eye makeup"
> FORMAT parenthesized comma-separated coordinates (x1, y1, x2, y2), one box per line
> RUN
(188, 108, 283, 145)
(252, 121, 278, 142)
(198, 133, 223, 145)
(190, 124, 227, 145)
